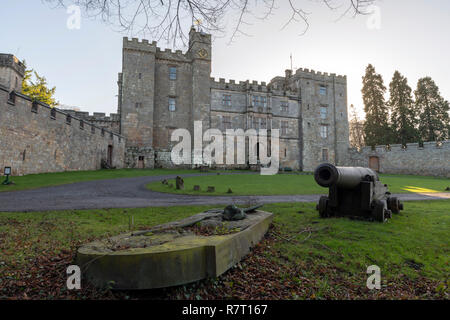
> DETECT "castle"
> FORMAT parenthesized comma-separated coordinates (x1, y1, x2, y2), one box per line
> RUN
(2, 29, 447, 177)
(114, 27, 349, 171)
(59, 27, 350, 171)
(0, 29, 352, 173)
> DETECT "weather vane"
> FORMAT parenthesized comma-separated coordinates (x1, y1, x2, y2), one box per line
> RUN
(194, 19, 202, 31)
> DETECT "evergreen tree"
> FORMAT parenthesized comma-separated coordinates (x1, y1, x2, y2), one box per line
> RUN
(388, 71, 418, 145)
(22, 62, 58, 107)
(349, 104, 365, 149)
(415, 77, 450, 142)
(361, 64, 390, 146)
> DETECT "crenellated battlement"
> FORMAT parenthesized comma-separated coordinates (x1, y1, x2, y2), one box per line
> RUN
(155, 47, 190, 62)
(123, 37, 191, 62)
(210, 78, 271, 92)
(295, 67, 347, 83)
(0, 54, 25, 75)
(210, 77, 301, 97)
(123, 37, 157, 53)
(62, 109, 120, 122)
(353, 140, 450, 154)
(0, 86, 123, 140)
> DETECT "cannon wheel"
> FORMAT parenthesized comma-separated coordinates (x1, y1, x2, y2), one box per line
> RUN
(318, 196, 329, 218)
(387, 197, 401, 214)
(372, 200, 387, 222)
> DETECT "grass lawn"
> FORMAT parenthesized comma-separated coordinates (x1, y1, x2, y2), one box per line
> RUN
(1, 200, 448, 299)
(148, 173, 450, 196)
(0, 168, 196, 192)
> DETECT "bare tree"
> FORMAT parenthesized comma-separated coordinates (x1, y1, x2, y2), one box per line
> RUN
(45, 0, 377, 46)
(349, 104, 366, 150)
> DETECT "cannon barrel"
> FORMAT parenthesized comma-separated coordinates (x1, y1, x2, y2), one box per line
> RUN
(314, 163, 379, 189)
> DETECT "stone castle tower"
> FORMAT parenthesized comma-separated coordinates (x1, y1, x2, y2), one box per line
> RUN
(118, 29, 350, 171)
(0, 54, 25, 92)
(118, 27, 212, 168)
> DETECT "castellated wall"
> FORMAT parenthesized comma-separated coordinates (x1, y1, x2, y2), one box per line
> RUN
(62, 110, 121, 133)
(347, 142, 450, 178)
(0, 86, 125, 176)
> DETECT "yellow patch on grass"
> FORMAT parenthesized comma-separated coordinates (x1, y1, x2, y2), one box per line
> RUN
(402, 186, 439, 193)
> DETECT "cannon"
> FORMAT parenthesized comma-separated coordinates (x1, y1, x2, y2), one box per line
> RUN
(314, 163, 403, 222)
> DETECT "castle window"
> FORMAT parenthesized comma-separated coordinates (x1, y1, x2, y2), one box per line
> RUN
(80, 120, 84, 130)
(50, 108, 56, 119)
(281, 121, 288, 135)
(138, 73, 142, 79)
(320, 105, 328, 119)
(66, 115, 72, 125)
(284, 149, 287, 158)
(135, 102, 142, 108)
(168, 97, 176, 112)
(223, 116, 232, 130)
(322, 149, 329, 161)
(280, 102, 288, 113)
(320, 125, 328, 138)
(169, 66, 177, 80)
(261, 96, 267, 108)
(252, 95, 267, 108)
(260, 118, 267, 129)
(319, 85, 327, 96)
(222, 94, 232, 106)
(101, 129, 105, 137)
(91, 126, 95, 134)
(252, 96, 258, 107)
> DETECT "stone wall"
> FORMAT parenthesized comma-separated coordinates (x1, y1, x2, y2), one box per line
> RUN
(62, 109, 120, 133)
(347, 141, 450, 178)
(125, 146, 154, 169)
(0, 85, 125, 176)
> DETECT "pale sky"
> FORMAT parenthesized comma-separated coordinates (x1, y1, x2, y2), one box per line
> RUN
(1, 0, 449, 118)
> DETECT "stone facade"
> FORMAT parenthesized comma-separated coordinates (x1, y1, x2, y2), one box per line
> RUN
(0, 84, 125, 176)
(119, 28, 349, 171)
(62, 110, 121, 133)
(0, 54, 25, 92)
(348, 141, 450, 178)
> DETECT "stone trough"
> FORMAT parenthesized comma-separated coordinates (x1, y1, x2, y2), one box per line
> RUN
(76, 208, 273, 289)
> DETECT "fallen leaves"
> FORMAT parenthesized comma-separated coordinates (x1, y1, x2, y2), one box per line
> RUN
(0, 219, 447, 300)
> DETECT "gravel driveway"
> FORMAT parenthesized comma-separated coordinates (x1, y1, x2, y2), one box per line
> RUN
(0, 173, 448, 212)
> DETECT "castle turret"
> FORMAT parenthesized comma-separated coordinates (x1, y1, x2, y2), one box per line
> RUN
(0, 54, 25, 92)
(187, 27, 212, 136)
(120, 38, 156, 149)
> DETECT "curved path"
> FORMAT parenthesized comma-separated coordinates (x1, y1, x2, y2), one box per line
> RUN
(0, 173, 448, 212)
